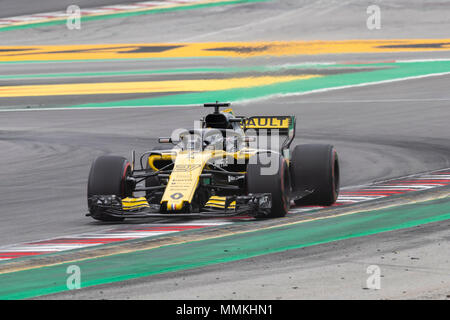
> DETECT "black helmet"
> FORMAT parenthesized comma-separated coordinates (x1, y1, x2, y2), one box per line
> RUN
(204, 112, 234, 129)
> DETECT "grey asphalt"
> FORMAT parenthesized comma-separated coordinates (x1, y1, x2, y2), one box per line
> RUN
(0, 0, 449, 299)
(1, 0, 450, 43)
(0, 0, 161, 18)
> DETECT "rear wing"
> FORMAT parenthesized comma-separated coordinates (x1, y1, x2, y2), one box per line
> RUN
(243, 116, 296, 150)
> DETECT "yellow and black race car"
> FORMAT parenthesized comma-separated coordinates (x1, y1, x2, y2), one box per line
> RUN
(87, 102, 340, 221)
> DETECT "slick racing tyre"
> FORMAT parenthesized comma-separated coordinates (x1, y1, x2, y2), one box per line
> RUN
(87, 155, 132, 221)
(247, 153, 291, 218)
(290, 144, 339, 206)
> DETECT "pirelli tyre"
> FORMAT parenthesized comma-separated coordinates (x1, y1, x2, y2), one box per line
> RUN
(87, 155, 132, 221)
(247, 153, 291, 218)
(290, 144, 339, 206)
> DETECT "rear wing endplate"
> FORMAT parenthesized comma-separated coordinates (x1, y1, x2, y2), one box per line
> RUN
(243, 116, 296, 150)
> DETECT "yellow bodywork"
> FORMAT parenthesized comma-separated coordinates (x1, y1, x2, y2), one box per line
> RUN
(161, 151, 211, 211)
(147, 153, 175, 171)
(148, 149, 256, 212)
(141, 113, 292, 213)
(204, 196, 236, 210)
(122, 197, 149, 211)
(244, 116, 291, 129)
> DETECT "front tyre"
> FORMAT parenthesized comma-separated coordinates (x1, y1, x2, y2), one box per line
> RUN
(87, 155, 132, 221)
(290, 144, 339, 206)
(247, 154, 291, 218)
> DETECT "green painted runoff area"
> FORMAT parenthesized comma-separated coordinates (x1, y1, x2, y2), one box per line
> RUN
(0, 196, 449, 299)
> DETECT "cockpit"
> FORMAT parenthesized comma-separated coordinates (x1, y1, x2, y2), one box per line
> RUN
(177, 128, 245, 153)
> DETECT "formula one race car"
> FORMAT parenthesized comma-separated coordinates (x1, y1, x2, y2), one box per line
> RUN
(87, 102, 339, 221)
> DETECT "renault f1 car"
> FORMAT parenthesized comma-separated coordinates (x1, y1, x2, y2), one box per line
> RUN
(87, 102, 340, 221)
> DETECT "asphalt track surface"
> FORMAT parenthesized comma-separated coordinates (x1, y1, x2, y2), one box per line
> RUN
(1, 0, 450, 43)
(0, 0, 151, 19)
(0, 0, 449, 299)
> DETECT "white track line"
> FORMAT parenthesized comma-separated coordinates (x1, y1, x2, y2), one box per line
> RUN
(239, 71, 450, 106)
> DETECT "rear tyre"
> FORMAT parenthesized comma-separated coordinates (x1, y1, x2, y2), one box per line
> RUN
(290, 144, 339, 206)
(87, 155, 132, 221)
(247, 154, 290, 218)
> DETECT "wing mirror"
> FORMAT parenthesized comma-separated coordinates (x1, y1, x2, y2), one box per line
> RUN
(158, 137, 172, 143)
(243, 136, 256, 143)
(158, 137, 182, 144)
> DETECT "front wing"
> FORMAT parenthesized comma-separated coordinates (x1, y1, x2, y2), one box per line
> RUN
(87, 193, 272, 219)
